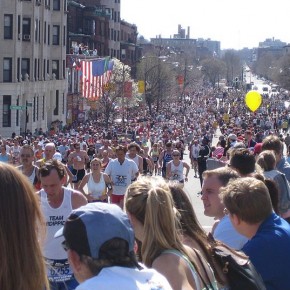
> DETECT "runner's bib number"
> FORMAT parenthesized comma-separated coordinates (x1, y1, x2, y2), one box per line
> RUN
(46, 258, 73, 282)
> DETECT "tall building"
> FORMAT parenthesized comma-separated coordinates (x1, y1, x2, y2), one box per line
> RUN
(103, 0, 121, 59)
(0, 0, 68, 137)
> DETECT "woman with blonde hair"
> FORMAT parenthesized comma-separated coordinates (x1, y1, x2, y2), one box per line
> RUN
(168, 183, 227, 288)
(0, 163, 49, 290)
(125, 176, 217, 290)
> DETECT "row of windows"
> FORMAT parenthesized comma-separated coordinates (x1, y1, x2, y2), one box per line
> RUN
(21, 0, 67, 11)
(3, 57, 66, 82)
(4, 14, 66, 46)
(2, 92, 65, 127)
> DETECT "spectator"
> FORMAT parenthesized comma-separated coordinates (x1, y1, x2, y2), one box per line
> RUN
(169, 183, 227, 289)
(228, 148, 256, 176)
(125, 176, 217, 290)
(201, 167, 248, 249)
(0, 163, 49, 289)
(262, 135, 290, 182)
(256, 150, 290, 222)
(55, 203, 173, 290)
(0, 143, 12, 163)
(221, 177, 290, 290)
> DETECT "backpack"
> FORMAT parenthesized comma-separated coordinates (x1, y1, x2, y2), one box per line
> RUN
(201, 234, 266, 290)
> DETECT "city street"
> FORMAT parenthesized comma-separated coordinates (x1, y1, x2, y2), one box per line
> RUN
(182, 134, 220, 232)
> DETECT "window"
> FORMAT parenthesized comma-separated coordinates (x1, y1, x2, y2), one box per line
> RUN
(21, 58, 30, 80)
(33, 96, 36, 122)
(54, 90, 59, 115)
(47, 59, 49, 75)
(44, 21, 47, 43)
(42, 95, 45, 120)
(22, 18, 31, 40)
(63, 59, 65, 79)
(63, 26, 66, 46)
(18, 15, 21, 35)
(34, 58, 37, 80)
(53, 0, 60, 10)
(17, 58, 20, 81)
(45, 0, 50, 9)
(48, 24, 50, 44)
(52, 25, 59, 45)
(3, 95, 11, 127)
(52, 60, 59, 79)
(36, 96, 39, 120)
(62, 92, 65, 114)
(35, 19, 38, 41)
(16, 97, 20, 126)
(3, 58, 12, 82)
(43, 59, 46, 79)
(38, 58, 40, 80)
(38, 20, 41, 43)
(4, 15, 13, 39)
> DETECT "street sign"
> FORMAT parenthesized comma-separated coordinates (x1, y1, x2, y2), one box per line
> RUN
(26, 102, 33, 107)
(10, 105, 26, 110)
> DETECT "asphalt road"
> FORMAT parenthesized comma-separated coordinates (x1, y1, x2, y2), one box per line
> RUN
(182, 142, 217, 233)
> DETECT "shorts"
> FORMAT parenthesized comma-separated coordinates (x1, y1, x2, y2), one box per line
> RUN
(49, 277, 78, 290)
(71, 168, 85, 183)
(111, 194, 125, 204)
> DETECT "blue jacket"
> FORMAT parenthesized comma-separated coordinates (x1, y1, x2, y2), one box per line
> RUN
(242, 213, 290, 290)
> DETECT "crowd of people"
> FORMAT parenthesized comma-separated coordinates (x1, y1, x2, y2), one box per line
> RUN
(2, 85, 290, 289)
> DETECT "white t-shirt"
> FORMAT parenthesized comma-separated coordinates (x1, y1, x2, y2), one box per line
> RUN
(76, 265, 173, 290)
(213, 215, 248, 250)
(105, 158, 138, 195)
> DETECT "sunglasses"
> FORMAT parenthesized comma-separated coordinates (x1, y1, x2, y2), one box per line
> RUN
(173, 154, 180, 157)
(21, 154, 32, 158)
(62, 240, 70, 251)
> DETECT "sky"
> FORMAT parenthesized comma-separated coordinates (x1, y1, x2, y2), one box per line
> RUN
(121, 0, 290, 50)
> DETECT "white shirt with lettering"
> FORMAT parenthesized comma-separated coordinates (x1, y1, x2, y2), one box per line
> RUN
(40, 187, 74, 282)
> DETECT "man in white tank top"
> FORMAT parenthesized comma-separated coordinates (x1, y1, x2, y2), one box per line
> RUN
(38, 159, 87, 290)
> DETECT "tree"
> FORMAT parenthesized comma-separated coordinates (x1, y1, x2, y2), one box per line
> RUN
(95, 58, 140, 128)
(201, 58, 226, 87)
(136, 55, 175, 115)
(276, 54, 290, 90)
(222, 50, 242, 85)
(254, 52, 275, 79)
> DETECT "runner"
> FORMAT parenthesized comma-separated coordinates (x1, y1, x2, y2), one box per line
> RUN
(159, 141, 174, 178)
(149, 143, 160, 175)
(67, 142, 89, 189)
(78, 158, 112, 203)
(105, 145, 138, 208)
(166, 149, 190, 187)
(38, 160, 87, 290)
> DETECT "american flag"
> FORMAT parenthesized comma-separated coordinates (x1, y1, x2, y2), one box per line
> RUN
(80, 58, 114, 100)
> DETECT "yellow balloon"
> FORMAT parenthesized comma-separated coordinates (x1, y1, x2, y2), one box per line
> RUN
(245, 91, 262, 112)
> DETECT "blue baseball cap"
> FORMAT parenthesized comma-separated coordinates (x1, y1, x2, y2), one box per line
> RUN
(55, 203, 135, 259)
